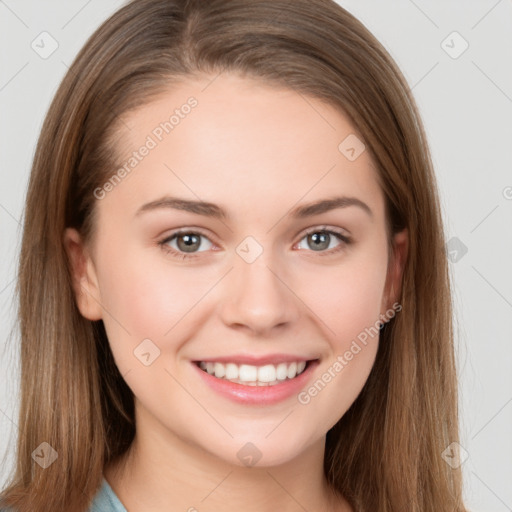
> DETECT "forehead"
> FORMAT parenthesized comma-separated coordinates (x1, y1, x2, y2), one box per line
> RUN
(101, 73, 385, 224)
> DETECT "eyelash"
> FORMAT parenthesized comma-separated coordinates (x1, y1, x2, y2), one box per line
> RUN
(157, 226, 352, 261)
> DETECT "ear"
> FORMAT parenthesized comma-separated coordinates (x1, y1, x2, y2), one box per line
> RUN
(63, 227, 103, 321)
(381, 227, 408, 314)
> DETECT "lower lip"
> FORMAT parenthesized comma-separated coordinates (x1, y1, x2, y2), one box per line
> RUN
(192, 360, 320, 405)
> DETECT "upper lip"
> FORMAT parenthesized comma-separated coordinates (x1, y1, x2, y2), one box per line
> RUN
(193, 354, 319, 366)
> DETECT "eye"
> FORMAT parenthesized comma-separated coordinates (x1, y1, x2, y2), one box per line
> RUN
(295, 226, 351, 256)
(158, 229, 214, 260)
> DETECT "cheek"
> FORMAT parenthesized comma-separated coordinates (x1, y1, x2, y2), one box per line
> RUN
(296, 319, 382, 437)
(293, 252, 387, 424)
(97, 249, 204, 332)
(301, 250, 388, 346)
(94, 247, 222, 374)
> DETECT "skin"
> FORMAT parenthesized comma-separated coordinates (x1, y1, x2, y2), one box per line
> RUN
(64, 73, 408, 512)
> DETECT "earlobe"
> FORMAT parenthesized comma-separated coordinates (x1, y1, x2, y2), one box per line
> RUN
(63, 228, 103, 321)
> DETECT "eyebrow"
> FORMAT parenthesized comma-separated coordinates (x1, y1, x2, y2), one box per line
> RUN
(134, 195, 373, 220)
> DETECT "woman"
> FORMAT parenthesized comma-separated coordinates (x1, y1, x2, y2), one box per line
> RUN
(0, 0, 468, 510)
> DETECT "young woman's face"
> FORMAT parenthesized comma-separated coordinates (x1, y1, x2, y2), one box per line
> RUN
(66, 73, 406, 467)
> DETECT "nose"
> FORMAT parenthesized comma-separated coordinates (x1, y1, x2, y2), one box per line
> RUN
(219, 253, 300, 337)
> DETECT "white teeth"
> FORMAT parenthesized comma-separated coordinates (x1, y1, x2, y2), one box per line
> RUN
(276, 363, 288, 381)
(225, 363, 239, 380)
(214, 362, 225, 378)
(287, 362, 297, 379)
(239, 364, 258, 382)
(196, 360, 310, 385)
(257, 364, 276, 383)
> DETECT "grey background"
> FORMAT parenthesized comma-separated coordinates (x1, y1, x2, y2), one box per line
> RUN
(1, 1, 511, 510)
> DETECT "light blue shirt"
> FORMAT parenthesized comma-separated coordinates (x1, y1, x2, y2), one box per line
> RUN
(89, 478, 127, 512)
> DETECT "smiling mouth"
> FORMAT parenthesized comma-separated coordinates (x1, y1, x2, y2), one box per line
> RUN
(193, 359, 317, 387)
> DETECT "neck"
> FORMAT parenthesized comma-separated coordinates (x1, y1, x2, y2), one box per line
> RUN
(104, 404, 351, 512)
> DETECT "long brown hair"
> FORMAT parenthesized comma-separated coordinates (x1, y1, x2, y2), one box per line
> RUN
(0, 1, 467, 510)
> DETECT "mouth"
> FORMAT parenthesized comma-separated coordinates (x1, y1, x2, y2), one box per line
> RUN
(192, 359, 318, 387)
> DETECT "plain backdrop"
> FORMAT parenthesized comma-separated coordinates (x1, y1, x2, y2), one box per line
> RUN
(0, 1, 511, 511)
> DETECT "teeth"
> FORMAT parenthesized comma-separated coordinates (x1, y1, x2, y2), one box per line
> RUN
(276, 363, 288, 381)
(257, 364, 276, 383)
(225, 363, 238, 380)
(287, 362, 297, 379)
(239, 364, 258, 382)
(197, 360, 309, 385)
